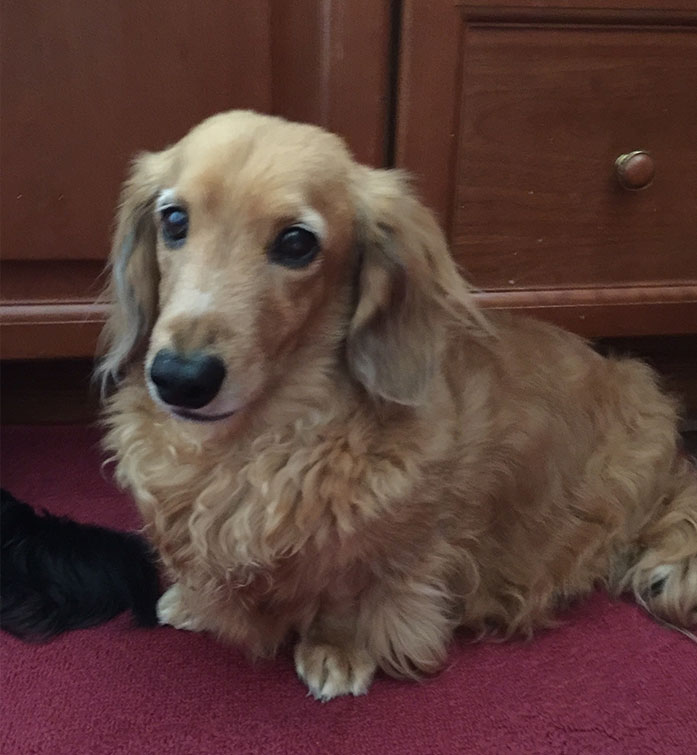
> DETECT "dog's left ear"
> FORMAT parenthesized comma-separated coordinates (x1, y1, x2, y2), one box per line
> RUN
(347, 167, 488, 405)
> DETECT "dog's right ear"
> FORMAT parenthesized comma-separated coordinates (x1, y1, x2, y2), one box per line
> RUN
(96, 150, 170, 393)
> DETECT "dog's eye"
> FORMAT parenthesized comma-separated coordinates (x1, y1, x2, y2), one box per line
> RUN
(268, 226, 320, 268)
(160, 206, 189, 247)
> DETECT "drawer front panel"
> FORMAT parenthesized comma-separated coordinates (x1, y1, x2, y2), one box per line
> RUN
(450, 24, 697, 292)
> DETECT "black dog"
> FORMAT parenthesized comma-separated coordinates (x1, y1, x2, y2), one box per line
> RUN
(1, 489, 160, 641)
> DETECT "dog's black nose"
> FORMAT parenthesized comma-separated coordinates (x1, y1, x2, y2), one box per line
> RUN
(149, 349, 226, 409)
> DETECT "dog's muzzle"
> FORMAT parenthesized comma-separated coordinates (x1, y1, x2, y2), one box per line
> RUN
(149, 349, 226, 410)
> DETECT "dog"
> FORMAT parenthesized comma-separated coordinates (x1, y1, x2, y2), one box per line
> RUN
(0, 489, 160, 640)
(97, 110, 697, 700)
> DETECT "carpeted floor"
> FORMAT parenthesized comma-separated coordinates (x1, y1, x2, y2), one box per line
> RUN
(1, 424, 696, 755)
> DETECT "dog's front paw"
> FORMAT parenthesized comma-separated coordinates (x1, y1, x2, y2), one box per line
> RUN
(294, 640, 377, 701)
(156, 583, 203, 631)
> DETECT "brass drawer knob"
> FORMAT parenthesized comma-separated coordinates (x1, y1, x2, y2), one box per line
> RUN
(615, 150, 655, 191)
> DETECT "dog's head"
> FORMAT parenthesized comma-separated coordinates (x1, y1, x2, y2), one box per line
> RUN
(98, 111, 485, 422)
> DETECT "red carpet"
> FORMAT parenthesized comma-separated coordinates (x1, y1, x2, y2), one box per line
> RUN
(1, 424, 696, 755)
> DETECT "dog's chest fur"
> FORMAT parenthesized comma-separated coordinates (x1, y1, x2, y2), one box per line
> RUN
(104, 382, 449, 625)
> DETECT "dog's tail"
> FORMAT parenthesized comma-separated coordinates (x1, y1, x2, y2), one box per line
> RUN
(0, 488, 160, 642)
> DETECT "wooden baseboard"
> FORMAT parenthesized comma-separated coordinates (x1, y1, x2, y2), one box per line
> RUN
(477, 288, 697, 339)
(1, 359, 100, 424)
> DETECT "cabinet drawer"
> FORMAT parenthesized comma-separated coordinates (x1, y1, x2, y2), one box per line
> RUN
(396, 2, 697, 335)
(451, 24, 697, 292)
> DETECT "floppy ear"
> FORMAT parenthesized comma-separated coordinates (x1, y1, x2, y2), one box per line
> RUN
(96, 151, 169, 392)
(347, 168, 489, 405)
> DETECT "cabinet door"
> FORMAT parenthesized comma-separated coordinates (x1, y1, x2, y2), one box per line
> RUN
(396, 0, 697, 336)
(0, 0, 390, 358)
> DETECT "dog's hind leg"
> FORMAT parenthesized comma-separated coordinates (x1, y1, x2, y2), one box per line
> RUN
(620, 455, 697, 633)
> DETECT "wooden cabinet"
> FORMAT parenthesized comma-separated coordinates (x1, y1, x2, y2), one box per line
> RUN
(396, 0, 697, 336)
(0, 0, 390, 358)
(2, 0, 696, 360)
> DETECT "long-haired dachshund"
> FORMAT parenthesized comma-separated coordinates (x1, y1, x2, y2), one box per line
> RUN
(98, 111, 697, 700)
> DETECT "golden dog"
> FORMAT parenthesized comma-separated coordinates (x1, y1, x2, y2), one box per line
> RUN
(99, 111, 697, 700)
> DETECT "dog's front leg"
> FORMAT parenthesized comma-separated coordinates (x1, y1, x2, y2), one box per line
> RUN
(156, 582, 206, 632)
(294, 604, 377, 701)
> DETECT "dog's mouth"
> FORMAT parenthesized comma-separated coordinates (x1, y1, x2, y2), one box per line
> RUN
(171, 408, 237, 423)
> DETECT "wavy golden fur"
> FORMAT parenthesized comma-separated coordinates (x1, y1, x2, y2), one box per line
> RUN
(100, 111, 697, 700)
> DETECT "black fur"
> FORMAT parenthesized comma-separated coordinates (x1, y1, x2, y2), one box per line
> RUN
(1, 488, 160, 641)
